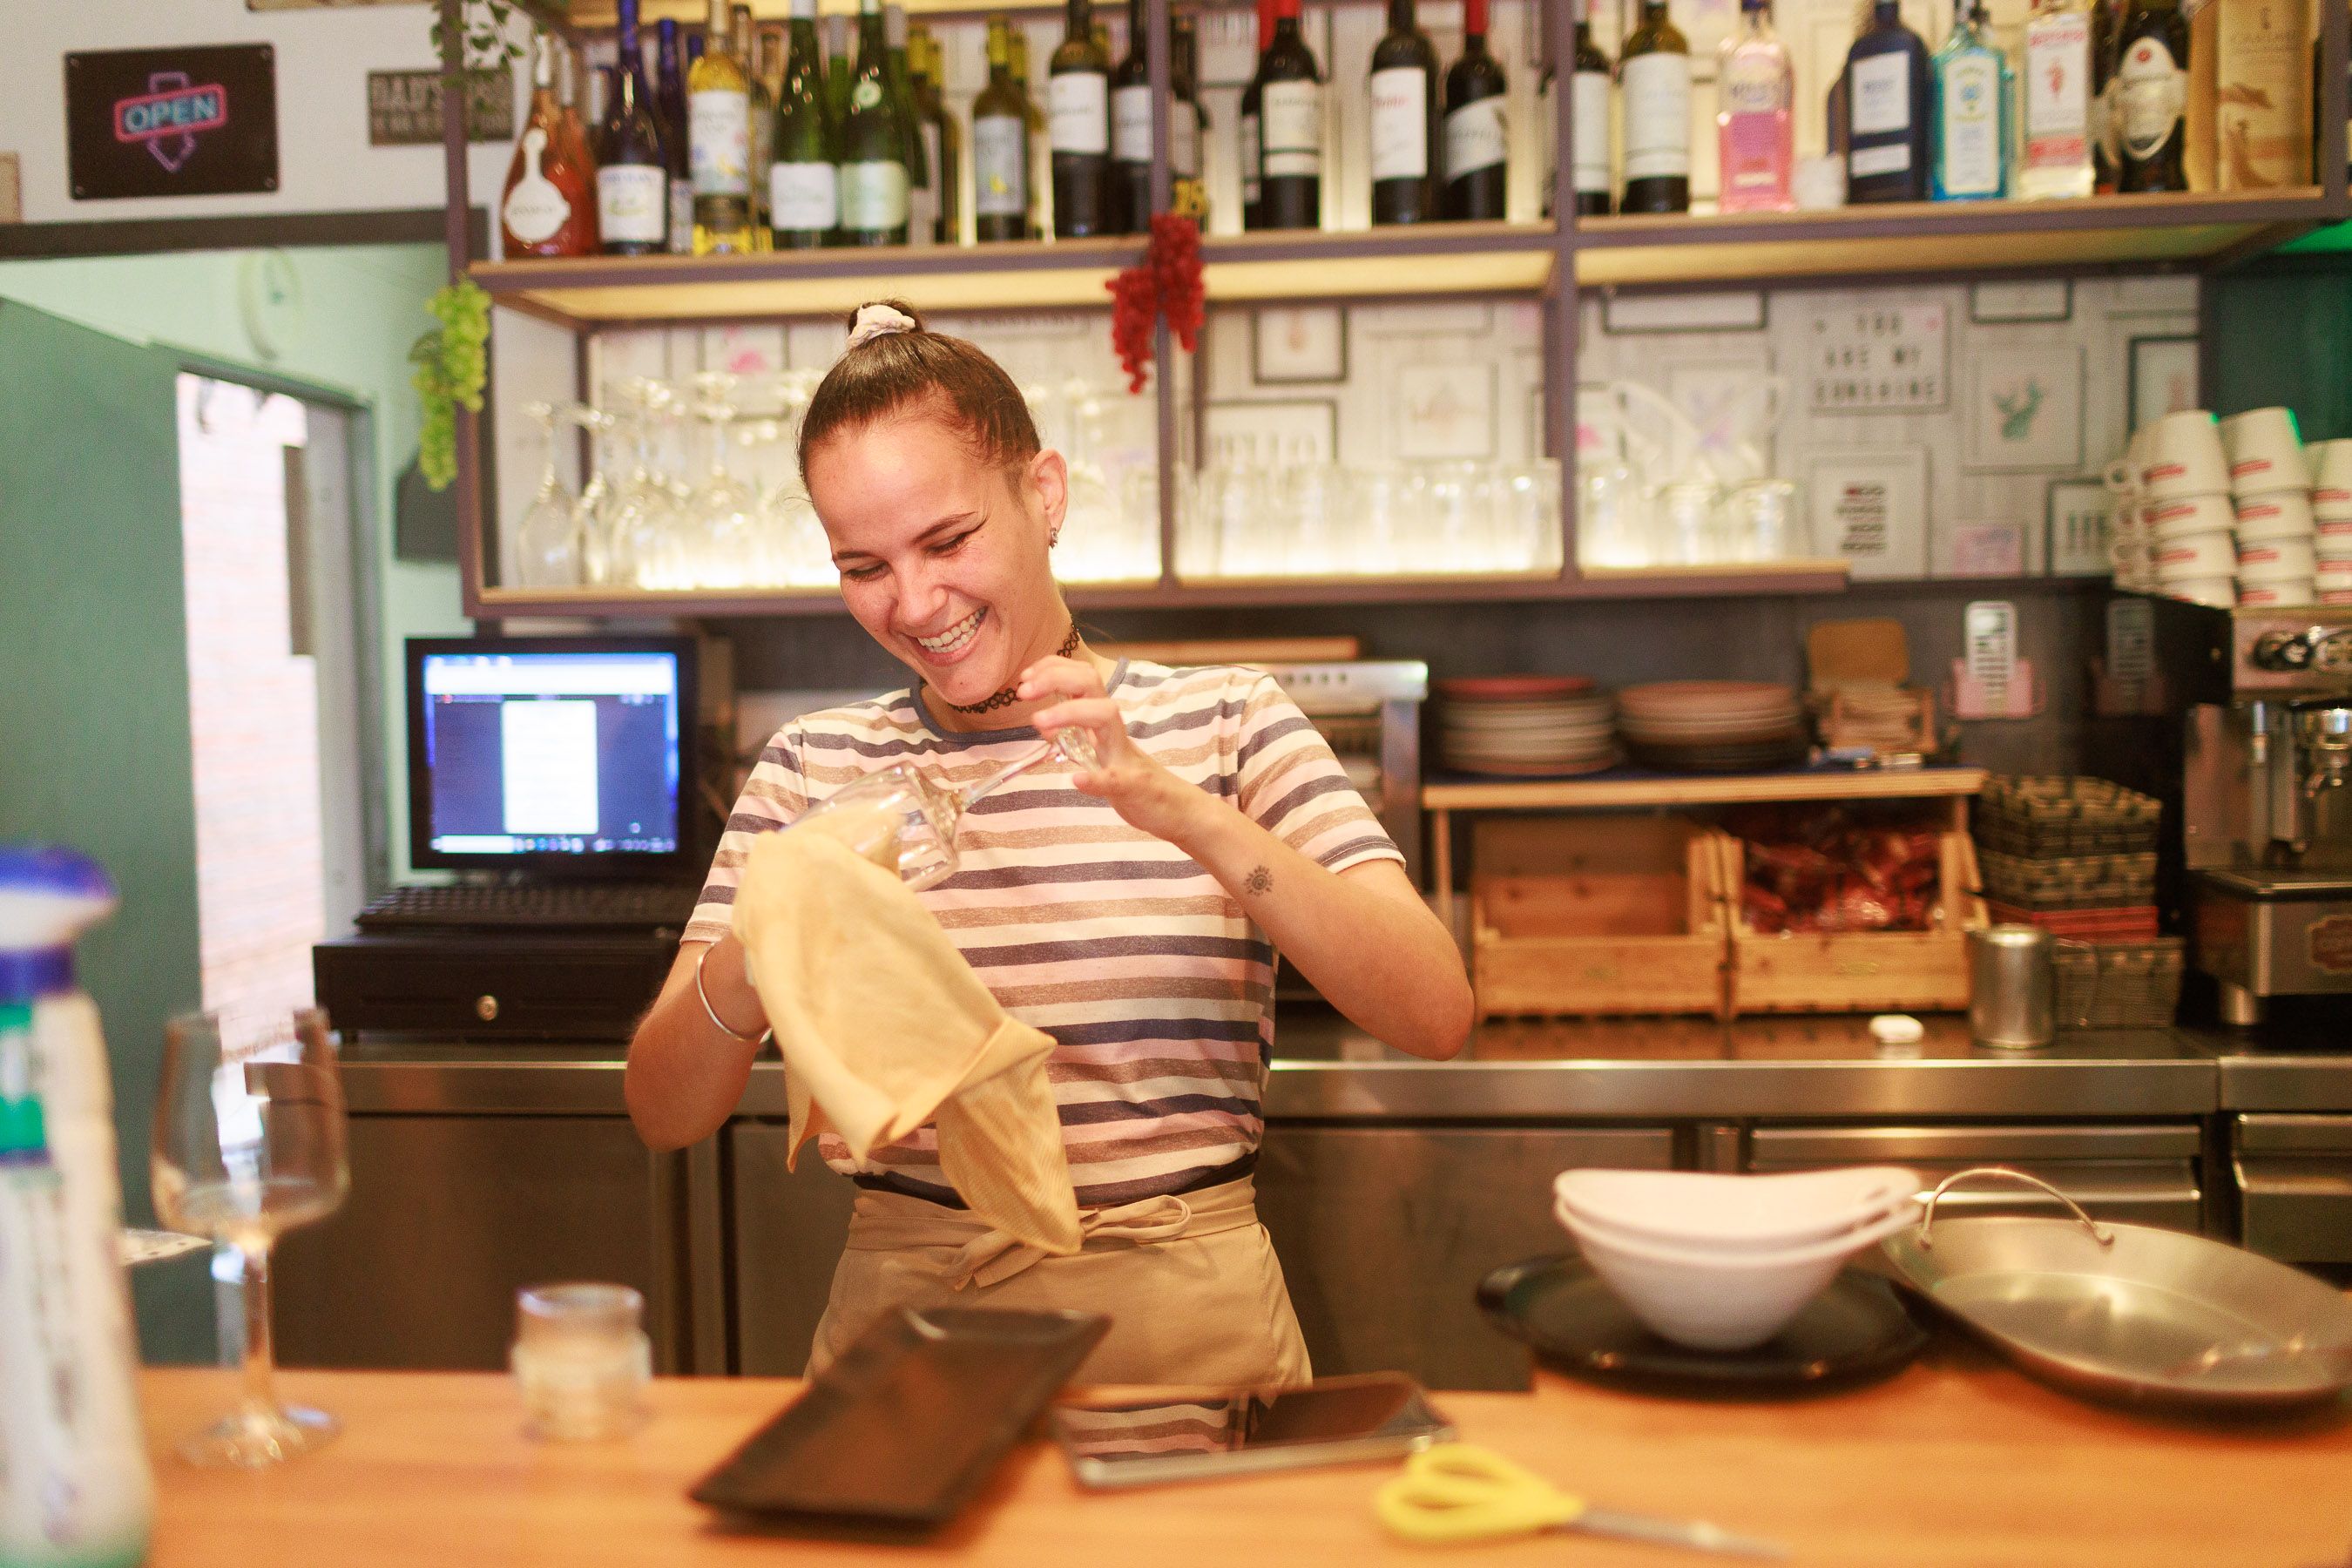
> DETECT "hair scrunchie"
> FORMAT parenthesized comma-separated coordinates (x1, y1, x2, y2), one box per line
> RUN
(848, 302, 918, 348)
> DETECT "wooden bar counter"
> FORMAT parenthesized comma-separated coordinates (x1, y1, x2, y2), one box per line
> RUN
(145, 1343, 2352, 1567)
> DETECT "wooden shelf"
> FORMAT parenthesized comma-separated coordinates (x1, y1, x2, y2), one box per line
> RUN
(1577, 190, 2334, 287)
(1422, 765, 1988, 813)
(1199, 222, 1558, 303)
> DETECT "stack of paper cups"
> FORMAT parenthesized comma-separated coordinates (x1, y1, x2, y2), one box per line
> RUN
(2133, 411, 2234, 606)
(2311, 439, 2352, 604)
(2224, 408, 2315, 608)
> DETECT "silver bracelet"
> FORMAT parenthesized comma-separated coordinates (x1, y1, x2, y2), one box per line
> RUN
(694, 944, 772, 1048)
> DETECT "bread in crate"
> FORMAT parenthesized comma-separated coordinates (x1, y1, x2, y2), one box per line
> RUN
(1469, 814, 1729, 1020)
(1713, 804, 1988, 1015)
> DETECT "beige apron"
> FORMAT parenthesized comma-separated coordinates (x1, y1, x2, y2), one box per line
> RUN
(806, 1174, 1313, 1389)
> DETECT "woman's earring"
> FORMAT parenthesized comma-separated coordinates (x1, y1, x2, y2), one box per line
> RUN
(1050, 527, 1061, 547)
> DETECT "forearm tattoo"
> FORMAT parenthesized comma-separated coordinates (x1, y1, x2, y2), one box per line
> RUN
(1244, 865, 1273, 896)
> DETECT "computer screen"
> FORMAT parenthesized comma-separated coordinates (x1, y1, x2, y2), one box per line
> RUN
(405, 635, 700, 877)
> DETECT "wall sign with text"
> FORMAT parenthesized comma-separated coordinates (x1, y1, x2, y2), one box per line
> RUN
(65, 44, 279, 199)
(368, 70, 516, 146)
(1804, 302, 1948, 412)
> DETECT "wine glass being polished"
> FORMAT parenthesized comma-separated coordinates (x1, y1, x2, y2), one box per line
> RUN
(152, 1008, 350, 1468)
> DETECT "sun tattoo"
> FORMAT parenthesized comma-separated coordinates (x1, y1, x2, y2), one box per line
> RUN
(1244, 865, 1273, 896)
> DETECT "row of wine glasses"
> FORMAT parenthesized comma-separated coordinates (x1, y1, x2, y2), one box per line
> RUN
(1176, 459, 1565, 580)
(511, 371, 1160, 591)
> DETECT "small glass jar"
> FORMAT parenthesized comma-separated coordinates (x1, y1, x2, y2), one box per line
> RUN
(510, 1282, 652, 1442)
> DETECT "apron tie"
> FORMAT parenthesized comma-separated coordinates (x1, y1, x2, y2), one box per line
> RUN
(950, 1193, 1198, 1289)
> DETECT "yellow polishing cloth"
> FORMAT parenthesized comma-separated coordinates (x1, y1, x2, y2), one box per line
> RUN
(732, 826, 1081, 1256)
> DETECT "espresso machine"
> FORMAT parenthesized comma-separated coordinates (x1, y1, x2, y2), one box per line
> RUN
(2173, 605, 2352, 1024)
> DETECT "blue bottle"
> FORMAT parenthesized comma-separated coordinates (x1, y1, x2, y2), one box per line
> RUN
(1842, 0, 1932, 202)
(1931, 0, 2011, 199)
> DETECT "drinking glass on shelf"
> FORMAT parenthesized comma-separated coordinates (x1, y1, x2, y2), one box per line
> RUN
(515, 402, 580, 588)
(606, 381, 683, 589)
(152, 1009, 350, 1468)
(687, 373, 759, 590)
(571, 407, 622, 586)
(1722, 478, 1802, 562)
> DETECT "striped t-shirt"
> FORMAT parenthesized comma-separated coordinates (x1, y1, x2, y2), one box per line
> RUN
(684, 659, 1402, 1209)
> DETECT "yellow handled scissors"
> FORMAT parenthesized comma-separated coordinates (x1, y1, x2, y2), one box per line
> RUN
(1375, 1443, 1788, 1559)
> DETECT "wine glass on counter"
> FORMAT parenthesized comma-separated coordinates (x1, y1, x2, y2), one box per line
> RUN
(152, 1009, 350, 1468)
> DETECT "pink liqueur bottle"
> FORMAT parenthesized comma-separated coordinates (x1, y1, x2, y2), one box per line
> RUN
(1716, 0, 1794, 212)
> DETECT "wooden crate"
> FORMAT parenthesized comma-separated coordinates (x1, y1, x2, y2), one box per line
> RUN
(1470, 815, 1730, 1019)
(1714, 829, 1986, 1015)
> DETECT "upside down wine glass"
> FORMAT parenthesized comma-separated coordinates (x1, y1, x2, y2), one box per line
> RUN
(792, 729, 1102, 889)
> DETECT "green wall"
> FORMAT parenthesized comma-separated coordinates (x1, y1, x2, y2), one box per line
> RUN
(2206, 261, 2352, 440)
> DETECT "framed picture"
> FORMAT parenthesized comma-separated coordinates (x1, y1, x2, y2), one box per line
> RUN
(1603, 290, 1767, 334)
(1252, 306, 1348, 384)
(1203, 399, 1336, 466)
(1963, 345, 2085, 471)
(1392, 362, 1497, 460)
(2047, 477, 2114, 576)
(1356, 301, 1492, 338)
(1804, 300, 1948, 412)
(1970, 280, 2072, 324)
(1803, 445, 1930, 579)
(2127, 335, 2200, 431)
(1943, 520, 2028, 578)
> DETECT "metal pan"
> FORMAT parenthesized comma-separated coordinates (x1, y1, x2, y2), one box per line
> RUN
(1879, 1168, 2352, 1410)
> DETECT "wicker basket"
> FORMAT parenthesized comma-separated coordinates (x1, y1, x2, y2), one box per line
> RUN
(1979, 848, 2159, 910)
(1977, 776, 2161, 858)
(2053, 938, 2186, 1029)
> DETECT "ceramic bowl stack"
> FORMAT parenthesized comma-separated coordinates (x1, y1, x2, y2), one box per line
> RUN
(2225, 408, 2317, 609)
(1552, 1167, 1923, 1351)
(2311, 439, 2352, 604)
(2123, 410, 2236, 607)
(1435, 676, 1619, 776)
(1617, 680, 1808, 773)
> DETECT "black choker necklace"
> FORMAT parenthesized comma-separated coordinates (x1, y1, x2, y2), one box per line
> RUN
(939, 623, 1085, 715)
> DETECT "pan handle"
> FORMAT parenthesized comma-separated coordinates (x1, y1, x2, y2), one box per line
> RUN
(1913, 1166, 2115, 1251)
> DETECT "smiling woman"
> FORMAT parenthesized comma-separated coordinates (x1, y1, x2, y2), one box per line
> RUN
(622, 299, 1474, 1389)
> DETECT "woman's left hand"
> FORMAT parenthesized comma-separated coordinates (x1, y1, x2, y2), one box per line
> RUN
(1020, 656, 1209, 843)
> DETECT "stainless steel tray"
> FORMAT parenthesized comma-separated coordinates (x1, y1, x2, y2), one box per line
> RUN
(1881, 1168, 2352, 1410)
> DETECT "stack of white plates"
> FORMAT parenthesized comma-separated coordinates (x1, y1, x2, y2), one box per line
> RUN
(1436, 676, 1619, 777)
(1618, 681, 1808, 773)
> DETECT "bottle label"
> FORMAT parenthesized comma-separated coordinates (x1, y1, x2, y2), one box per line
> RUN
(667, 177, 694, 251)
(1849, 51, 1911, 137)
(1940, 51, 2002, 194)
(1444, 93, 1508, 179)
(769, 160, 839, 229)
(2118, 37, 2185, 159)
(840, 159, 911, 228)
(504, 127, 573, 245)
(911, 122, 943, 240)
(1571, 68, 1610, 191)
(1049, 71, 1110, 154)
(1620, 52, 1691, 180)
(1172, 105, 1200, 178)
(2218, 0, 2302, 187)
(598, 163, 669, 243)
(1718, 47, 1791, 206)
(1849, 140, 1911, 175)
(689, 88, 752, 195)
(1240, 111, 1261, 193)
(973, 114, 1029, 215)
(1113, 82, 1153, 161)
(1369, 65, 1429, 181)
(1261, 79, 1322, 175)
(2023, 13, 2090, 167)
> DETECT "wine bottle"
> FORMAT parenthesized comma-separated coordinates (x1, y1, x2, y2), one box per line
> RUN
(909, 27, 962, 245)
(2113, 0, 2189, 190)
(740, 6, 776, 241)
(1240, 0, 1275, 228)
(2216, 0, 2305, 189)
(1717, 0, 1794, 212)
(1112, 0, 1152, 233)
(555, 38, 600, 189)
(1842, 0, 1931, 202)
(1571, 0, 1614, 214)
(2091, 0, 2126, 188)
(825, 15, 852, 127)
(504, 31, 600, 258)
(883, 3, 934, 246)
(1259, 0, 1324, 228)
(1932, 0, 2011, 199)
(689, 0, 754, 253)
(1370, 0, 1442, 224)
(770, 0, 838, 248)
(2017, 0, 2092, 197)
(974, 14, 1035, 240)
(1050, 0, 1113, 236)
(656, 17, 695, 252)
(1443, 0, 1511, 219)
(840, 0, 913, 243)
(1173, 13, 1209, 222)
(1011, 31, 1051, 236)
(598, 0, 670, 255)
(1619, 0, 1691, 213)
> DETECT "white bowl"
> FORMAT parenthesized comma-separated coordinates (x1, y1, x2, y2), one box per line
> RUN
(2238, 538, 2319, 578)
(2152, 529, 2236, 578)
(2237, 579, 2315, 608)
(2144, 492, 2235, 539)
(1551, 1166, 1921, 1249)
(1556, 1201, 1921, 1352)
(2162, 575, 2237, 607)
(2234, 491, 2315, 537)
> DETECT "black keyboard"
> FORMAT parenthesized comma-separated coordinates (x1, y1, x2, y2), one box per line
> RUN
(355, 882, 700, 931)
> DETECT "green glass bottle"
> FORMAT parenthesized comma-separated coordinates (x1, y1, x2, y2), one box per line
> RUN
(909, 27, 962, 245)
(838, 0, 913, 244)
(883, 3, 933, 244)
(972, 14, 1033, 241)
(769, 0, 838, 248)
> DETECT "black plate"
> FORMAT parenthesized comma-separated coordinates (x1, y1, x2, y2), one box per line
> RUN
(1477, 1254, 1928, 1397)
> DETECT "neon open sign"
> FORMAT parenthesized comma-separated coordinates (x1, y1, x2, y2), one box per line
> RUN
(112, 72, 227, 172)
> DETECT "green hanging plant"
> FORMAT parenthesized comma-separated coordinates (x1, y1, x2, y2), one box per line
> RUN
(429, 0, 535, 78)
(410, 279, 491, 491)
